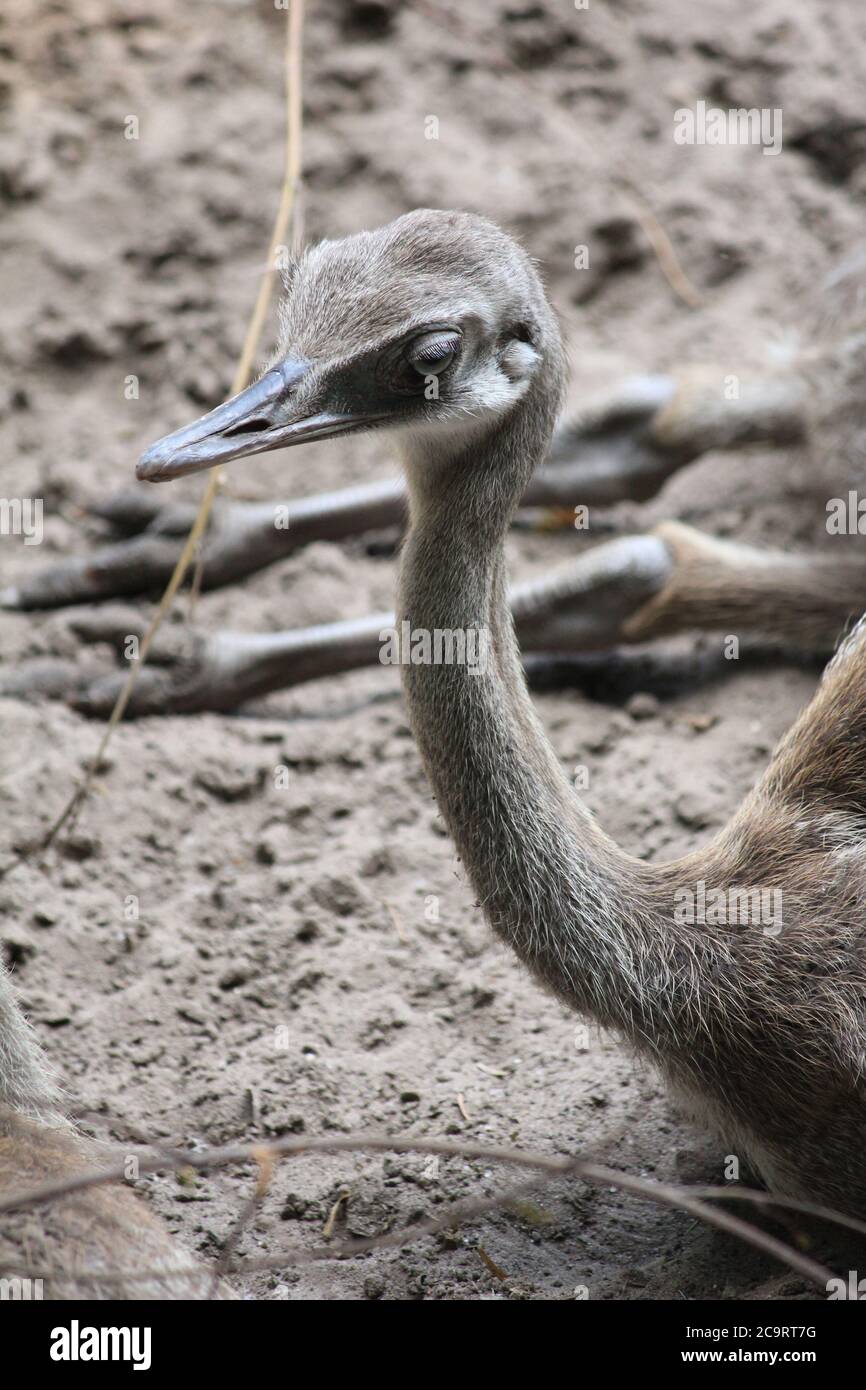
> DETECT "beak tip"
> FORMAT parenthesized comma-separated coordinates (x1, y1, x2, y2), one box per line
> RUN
(136, 439, 177, 483)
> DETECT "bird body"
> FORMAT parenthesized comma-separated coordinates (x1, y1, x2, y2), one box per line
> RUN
(0, 963, 230, 1297)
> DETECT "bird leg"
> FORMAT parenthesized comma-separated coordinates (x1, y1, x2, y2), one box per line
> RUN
(4, 535, 672, 715)
(1, 368, 806, 610)
(1, 479, 406, 610)
(620, 521, 866, 652)
(7, 521, 860, 717)
(513, 521, 866, 657)
(523, 366, 806, 511)
(0, 606, 396, 717)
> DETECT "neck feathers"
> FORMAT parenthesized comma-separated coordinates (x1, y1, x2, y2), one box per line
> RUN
(397, 386, 662, 1034)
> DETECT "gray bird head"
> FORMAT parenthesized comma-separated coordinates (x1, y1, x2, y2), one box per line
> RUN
(137, 209, 564, 484)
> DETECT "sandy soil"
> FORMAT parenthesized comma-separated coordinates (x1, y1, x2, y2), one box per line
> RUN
(1, 0, 865, 1300)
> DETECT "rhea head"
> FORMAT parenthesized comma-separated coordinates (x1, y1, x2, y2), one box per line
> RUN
(137, 209, 565, 504)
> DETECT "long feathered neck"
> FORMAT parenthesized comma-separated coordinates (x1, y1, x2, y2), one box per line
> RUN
(397, 378, 666, 1040)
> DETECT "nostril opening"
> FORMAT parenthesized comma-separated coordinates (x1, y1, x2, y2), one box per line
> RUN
(223, 417, 272, 438)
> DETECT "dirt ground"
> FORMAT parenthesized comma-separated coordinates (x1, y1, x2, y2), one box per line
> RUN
(1, 0, 865, 1300)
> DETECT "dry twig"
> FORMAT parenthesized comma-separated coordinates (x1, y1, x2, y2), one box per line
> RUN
(0, 1131, 849, 1293)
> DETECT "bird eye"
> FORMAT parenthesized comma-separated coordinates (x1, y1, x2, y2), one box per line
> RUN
(405, 330, 461, 377)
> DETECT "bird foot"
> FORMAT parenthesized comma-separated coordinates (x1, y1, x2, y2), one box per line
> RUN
(0, 494, 281, 610)
(0, 607, 218, 716)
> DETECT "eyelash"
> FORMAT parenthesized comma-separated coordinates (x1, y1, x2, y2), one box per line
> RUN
(379, 333, 460, 394)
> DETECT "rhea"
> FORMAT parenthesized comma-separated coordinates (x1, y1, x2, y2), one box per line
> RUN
(138, 209, 866, 1215)
(0, 963, 230, 1297)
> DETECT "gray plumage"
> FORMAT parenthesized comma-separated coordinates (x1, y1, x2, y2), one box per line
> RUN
(281, 211, 866, 1214)
(131, 207, 866, 1222)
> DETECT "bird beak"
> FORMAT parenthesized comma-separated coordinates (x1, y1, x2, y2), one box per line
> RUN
(137, 355, 393, 482)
